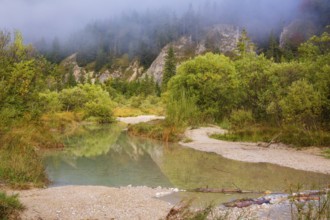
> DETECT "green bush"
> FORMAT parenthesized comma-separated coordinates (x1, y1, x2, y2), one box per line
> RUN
(59, 86, 88, 111)
(166, 53, 240, 123)
(0, 126, 50, 188)
(38, 91, 62, 113)
(84, 101, 114, 123)
(211, 124, 330, 147)
(58, 84, 115, 123)
(128, 120, 181, 142)
(166, 90, 201, 128)
(229, 109, 254, 129)
(0, 192, 24, 219)
(279, 80, 321, 129)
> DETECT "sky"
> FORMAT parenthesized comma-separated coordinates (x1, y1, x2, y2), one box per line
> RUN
(0, 0, 302, 42)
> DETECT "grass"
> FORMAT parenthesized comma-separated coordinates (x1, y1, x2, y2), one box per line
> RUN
(41, 111, 83, 133)
(113, 95, 165, 117)
(165, 199, 254, 220)
(0, 125, 52, 188)
(165, 200, 215, 220)
(210, 126, 278, 143)
(289, 185, 330, 220)
(324, 149, 330, 159)
(211, 125, 330, 148)
(128, 120, 183, 142)
(0, 191, 24, 220)
(0, 114, 78, 188)
(113, 107, 144, 117)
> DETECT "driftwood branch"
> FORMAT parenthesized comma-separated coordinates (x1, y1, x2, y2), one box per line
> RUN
(289, 190, 327, 201)
(224, 198, 271, 208)
(188, 188, 257, 194)
(265, 132, 282, 148)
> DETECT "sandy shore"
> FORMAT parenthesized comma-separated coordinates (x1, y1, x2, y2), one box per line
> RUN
(11, 186, 172, 220)
(117, 115, 165, 124)
(180, 126, 330, 174)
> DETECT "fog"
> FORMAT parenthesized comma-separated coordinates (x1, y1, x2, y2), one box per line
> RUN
(0, 0, 303, 42)
(0, 0, 199, 41)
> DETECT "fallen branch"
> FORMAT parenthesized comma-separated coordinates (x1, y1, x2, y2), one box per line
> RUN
(289, 190, 328, 201)
(188, 188, 257, 194)
(224, 198, 271, 208)
(265, 132, 282, 148)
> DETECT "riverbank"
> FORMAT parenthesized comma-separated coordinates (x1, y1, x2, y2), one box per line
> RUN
(4, 186, 173, 220)
(117, 115, 165, 124)
(3, 117, 330, 219)
(180, 126, 330, 174)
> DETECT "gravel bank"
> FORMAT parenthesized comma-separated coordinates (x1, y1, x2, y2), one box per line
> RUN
(117, 115, 165, 125)
(14, 186, 173, 220)
(180, 126, 330, 174)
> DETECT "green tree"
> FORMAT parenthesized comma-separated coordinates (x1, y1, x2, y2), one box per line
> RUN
(279, 80, 321, 129)
(167, 53, 239, 122)
(264, 62, 308, 125)
(234, 54, 272, 120)
(162, 46, 176, 91)
(236, 29, 255, 56)
(0, 31, 51, 125)
(266, 31, 281, 62)
(66, 66, 77, 87)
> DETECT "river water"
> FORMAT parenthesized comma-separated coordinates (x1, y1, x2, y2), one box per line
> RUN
(44, 124, 330, 204)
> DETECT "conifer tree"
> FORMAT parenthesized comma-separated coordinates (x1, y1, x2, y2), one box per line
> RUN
(162, 46, 176, 92)
(67, 66, 77, 87)
(266, 31, 281, 62)
(237, 29, 255, 56)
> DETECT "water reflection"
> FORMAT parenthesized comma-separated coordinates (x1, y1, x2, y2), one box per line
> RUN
(45, 124, 330, 192)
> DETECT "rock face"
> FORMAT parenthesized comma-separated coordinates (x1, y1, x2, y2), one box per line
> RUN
(61, 24, 240, 85)
(145, 36, 195, 84)
(198, 24, 240, 54)
(279, 20, 317, 48)
(145, 24, 240, 84)
(60, 53, 92, 83)
(60, 54, 144, 83)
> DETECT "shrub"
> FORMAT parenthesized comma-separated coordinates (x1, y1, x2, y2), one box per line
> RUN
(128, 120, 181, 142)
(0, 192, 24, 219)
(84, 101, 114, 123)
(38, 91, 62, 113)
(166, 53, 240, 123)
(229, 109, 254, 129)
(279, 80, 321, 129)
(58, 84, 115, 123)
(166, 90, 201, 128)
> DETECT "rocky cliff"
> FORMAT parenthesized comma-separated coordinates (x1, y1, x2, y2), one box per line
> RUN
(61, 54, 144, 84)
(61, 24, 240, 85)
(279, 20, 317, 49)
(145, 24, 240, 84)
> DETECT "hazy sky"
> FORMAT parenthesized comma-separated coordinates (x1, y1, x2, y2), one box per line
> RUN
(0, 0, 301, 42)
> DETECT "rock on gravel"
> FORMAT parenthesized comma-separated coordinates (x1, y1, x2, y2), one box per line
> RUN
(15, 186, 173, 220)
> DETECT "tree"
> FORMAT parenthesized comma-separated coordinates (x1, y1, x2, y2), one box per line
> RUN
(0, 31, 53, 125)
(162, 46, 176, 91)
(49, 37, 62, 63)
(66, 66, 77, 88)
(236, 29, 255, 56)
(279, 80, 321, 129)
(167, 53, 239, 121)
(266, 31, 281, 62)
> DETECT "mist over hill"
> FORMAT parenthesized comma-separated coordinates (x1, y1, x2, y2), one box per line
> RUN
(1, 0, 329, 69)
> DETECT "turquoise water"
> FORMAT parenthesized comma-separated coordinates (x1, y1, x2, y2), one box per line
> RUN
(44, 124, 330, 194)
